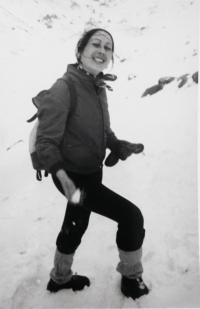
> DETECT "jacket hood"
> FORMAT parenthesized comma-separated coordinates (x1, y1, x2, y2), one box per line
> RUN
(67, 63, 103, 82)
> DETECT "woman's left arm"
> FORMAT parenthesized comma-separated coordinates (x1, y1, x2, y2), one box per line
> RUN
(104, 102, 144, 167)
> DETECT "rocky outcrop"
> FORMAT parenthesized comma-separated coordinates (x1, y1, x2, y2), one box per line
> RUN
(142, 83, 164, 97)
(142, 72, 198, 97)
(158, 77, 175, 85)
(192, 72, 198, 83)
(177, 74, 189, 88)
(142, 76, 175, 97)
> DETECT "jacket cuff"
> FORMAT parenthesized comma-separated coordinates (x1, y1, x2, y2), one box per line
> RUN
(49, 162, 65, 175)
(106, 133, 119, 151)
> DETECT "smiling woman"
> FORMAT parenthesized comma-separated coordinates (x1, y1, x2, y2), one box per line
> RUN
(34, 28, 148, 301)
(76, 29, 114, 75)
(78, 31, 113, 75)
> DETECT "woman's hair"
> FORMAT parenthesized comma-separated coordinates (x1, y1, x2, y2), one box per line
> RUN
(76, 28, 114, 65)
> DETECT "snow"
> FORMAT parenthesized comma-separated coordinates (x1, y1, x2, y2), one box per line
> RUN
(0, 0, 199, 308)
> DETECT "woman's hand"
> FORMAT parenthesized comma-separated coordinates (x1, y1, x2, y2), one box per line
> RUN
(56, 169, 78, 203)
(105, 141, 144, 167)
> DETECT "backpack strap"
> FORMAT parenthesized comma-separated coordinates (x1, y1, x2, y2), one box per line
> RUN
(57, 74, 77, 117)
(37, 170, 49, 181)
(27, 113, 37, 123)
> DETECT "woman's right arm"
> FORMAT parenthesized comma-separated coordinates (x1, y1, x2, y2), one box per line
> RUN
(56, 169, 77, 201)
(35, 82, 77, 201)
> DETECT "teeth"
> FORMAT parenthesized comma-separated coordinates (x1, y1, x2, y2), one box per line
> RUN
(93, 57, 104, 63)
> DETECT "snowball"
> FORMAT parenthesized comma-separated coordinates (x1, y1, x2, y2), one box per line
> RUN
(71, 189, 81, 204)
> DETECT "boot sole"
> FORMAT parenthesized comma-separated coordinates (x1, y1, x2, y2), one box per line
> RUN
(121, 287, 134, 299)
(121, 286, 149, 300)
(47, 281, 90, 293)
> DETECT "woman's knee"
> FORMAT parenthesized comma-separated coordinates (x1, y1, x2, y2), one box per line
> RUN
(117, 204, 145, 251)
(123, 203, 144, 228)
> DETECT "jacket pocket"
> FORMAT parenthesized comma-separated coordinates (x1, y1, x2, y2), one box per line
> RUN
(63, 143, 104, 170)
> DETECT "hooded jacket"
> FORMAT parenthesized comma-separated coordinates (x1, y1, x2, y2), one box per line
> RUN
(35, 64, 118, 175)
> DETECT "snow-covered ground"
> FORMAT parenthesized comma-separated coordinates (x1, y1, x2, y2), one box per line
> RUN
(0, 0, 199, 308)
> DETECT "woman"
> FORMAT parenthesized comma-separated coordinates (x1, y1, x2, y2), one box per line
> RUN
(35, 28, 149, 300)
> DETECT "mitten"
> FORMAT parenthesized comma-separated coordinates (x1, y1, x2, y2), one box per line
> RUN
(105, 140, 144, 167)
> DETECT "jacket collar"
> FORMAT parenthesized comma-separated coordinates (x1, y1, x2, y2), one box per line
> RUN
(67, 63, 96, 82)
(67, 63, 117, 91)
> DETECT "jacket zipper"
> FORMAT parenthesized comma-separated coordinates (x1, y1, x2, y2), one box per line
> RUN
(97, 96, 105, 149)
(92, 83, 105, 149)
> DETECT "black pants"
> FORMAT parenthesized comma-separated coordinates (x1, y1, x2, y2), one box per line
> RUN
(52, 168, 145, 255)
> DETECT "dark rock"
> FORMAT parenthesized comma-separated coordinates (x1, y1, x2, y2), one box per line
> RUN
(192, 72, 198, 83)
(177, 74, 189, 88)
(158, 76, 175, 85)
(128, 74, 136, 80)
(142, 84, 164, 97)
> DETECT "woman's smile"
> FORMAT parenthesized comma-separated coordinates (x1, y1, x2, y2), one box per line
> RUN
(92, 57, 105, 63)
(80, 31, 112, 75)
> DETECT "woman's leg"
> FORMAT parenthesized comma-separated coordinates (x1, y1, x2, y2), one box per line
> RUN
(81, 178, 149, 299)
(81, 180, 145, 279)
(49, 170, 101, 285)
(52, 170, 104, 255)
(49, 168, 146, 293)
(50, 203, 91, 284)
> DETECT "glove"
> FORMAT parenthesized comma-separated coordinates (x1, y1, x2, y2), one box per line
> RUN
(105, 140, 144, 167)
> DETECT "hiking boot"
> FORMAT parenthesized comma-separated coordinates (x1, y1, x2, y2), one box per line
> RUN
(121, 276, 149, 300)
(47, 275, 90, 293)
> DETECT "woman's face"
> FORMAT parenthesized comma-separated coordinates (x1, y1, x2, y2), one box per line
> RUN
(80, 31, 113, 76)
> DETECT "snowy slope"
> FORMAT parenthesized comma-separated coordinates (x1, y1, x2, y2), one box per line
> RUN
(0, 0, 199, 308)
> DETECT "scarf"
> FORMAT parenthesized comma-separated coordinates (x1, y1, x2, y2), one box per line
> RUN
(77, 64, 117, 91)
